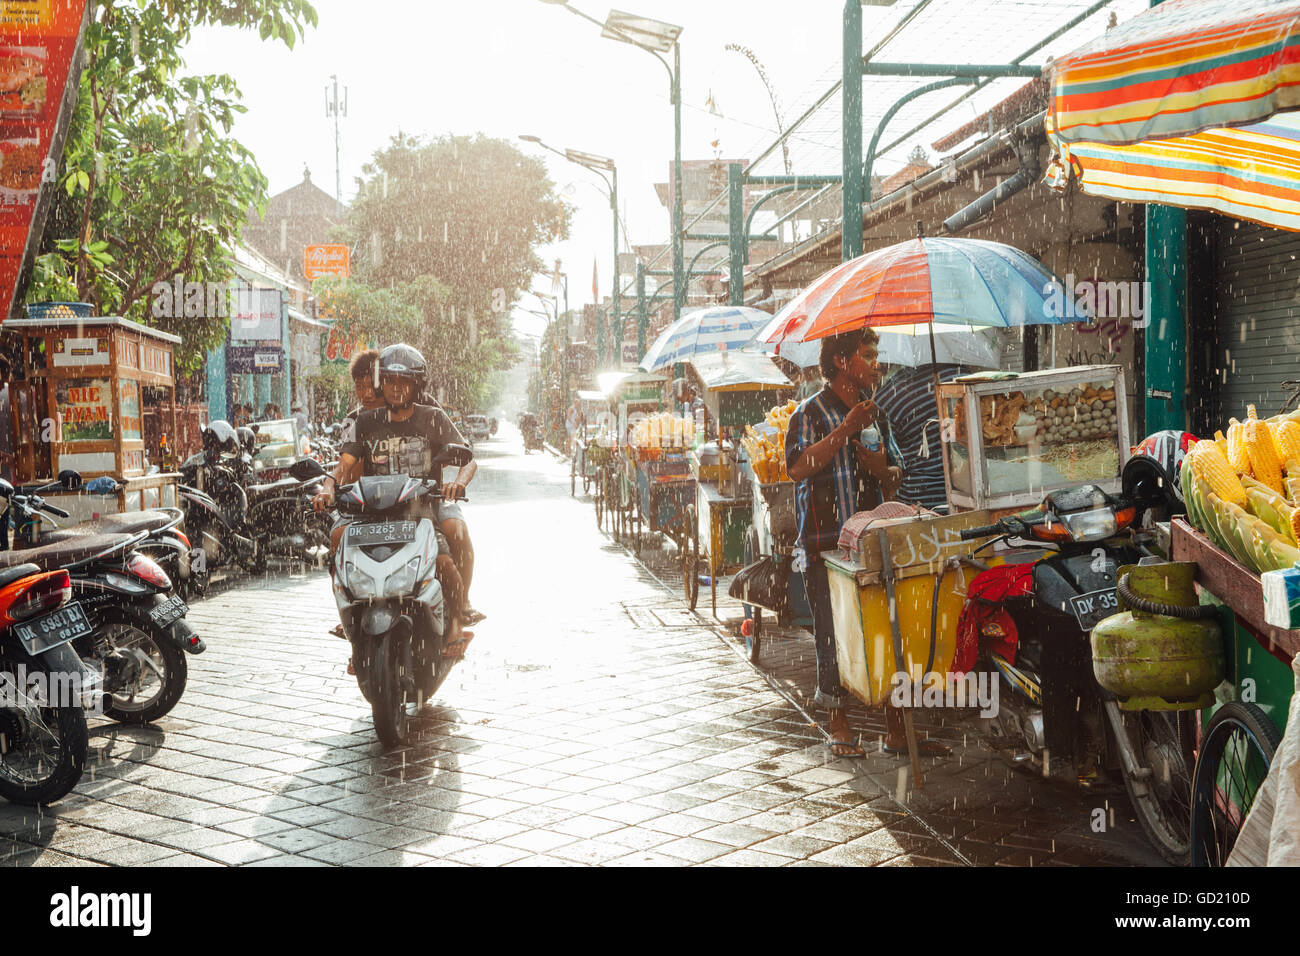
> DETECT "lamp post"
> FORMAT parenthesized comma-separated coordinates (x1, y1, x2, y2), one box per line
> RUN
(539, 1, 683, 329)
(520, 135, 620, 371)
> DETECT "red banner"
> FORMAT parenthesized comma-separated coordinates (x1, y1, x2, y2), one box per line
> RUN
(0, 0, 91, 321)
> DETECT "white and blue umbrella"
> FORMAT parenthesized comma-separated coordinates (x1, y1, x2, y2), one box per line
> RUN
(638, 305, 773, 373)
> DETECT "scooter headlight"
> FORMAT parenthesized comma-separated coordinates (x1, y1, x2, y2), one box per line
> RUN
(385, 557, 423, 595)
(1061, 509, 1117, 542)
(343, 561, 378, 599)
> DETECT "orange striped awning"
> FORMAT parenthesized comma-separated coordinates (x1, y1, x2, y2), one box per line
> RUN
(1047, 0, 1300, 230)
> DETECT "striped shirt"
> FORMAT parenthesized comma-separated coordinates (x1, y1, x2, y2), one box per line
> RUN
(785, 387, 903, 557)
(873, 364, 965, 512)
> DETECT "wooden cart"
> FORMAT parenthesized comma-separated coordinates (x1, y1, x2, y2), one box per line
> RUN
(736, 474, 814, 662)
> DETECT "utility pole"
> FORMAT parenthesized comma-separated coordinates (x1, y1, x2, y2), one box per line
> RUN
(325, 75, 348, 214)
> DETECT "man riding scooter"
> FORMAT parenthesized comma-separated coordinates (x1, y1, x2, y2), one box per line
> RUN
(313, 344, 478, 660)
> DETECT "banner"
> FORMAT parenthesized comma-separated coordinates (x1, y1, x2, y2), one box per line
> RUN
(227, 345, 284, 375)
(56, 377, 112, 442)
(230, 286, 282, 342)
(304, 243, 350, 281)
(321, 324, 372, 366)
(0, 0, 91, 321)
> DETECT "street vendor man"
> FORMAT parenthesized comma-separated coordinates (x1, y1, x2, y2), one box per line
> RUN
(785, 327, 949, 758)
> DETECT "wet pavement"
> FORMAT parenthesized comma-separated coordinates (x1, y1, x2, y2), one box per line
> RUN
(0, 430, 1163, 866)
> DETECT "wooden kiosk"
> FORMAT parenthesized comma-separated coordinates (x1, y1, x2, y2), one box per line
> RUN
(1, 315, 182, 520)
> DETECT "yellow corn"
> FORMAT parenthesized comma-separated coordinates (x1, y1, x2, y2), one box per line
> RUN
(1276, 420, 1300, 464)
(1292, 507, 1300, 547)
(1244, 418, 1285, 495)
(1247, 404, 1259, 421)
(1227, 419, 1253, 475)
(1191, 440, 1248, 506)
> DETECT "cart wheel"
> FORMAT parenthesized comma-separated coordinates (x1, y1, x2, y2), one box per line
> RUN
(1190, 702, 1282, 867)
(570, 457, 576, 496)
(594, 475, 605, 530)
(683, 512, 699, 611)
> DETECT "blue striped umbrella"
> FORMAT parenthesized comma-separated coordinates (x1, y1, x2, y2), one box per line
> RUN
(638, 306, 773, 373)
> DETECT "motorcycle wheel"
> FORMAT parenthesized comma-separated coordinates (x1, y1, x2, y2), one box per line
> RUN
(238, 537, 267, 576)
(0, 662, 88, 805)
(371, 631, 411, 749)
(1190, 701, 1281, 867)
(1116, 709, 1195, 866)
(96, 615, 188, 725)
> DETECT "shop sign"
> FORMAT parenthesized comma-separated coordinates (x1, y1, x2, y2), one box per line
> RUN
(52, 335, 107, 366)
(304, 244, 350, 281)
(320, 324, 372, 365)
(227, 344, 284, 374)
(56, 377, 112, 442)
(230, 287, 282, 342)
(0, 1, 91, 325)
(118, 379, 141, 440)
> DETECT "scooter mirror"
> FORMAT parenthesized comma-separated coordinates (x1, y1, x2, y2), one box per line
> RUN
(58, 469, 82, 491)
(290, 458, 327, 481)
(434, 444, 473, 469)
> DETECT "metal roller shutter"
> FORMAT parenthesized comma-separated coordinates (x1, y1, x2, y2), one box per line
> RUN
(1213, 219, 1300, 423)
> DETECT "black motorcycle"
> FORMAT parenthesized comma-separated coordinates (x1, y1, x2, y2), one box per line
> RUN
(181, 449, 330, 577)
(956, 476, 1195, 865)
(2, 475, 205, 725)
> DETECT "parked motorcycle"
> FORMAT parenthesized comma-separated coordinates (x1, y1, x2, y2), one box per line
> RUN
(2, 475, 205, 725)
(331, 444, 473, 749)
(954, 438, 1196, 864)
(0, 559, 97, 804)
(181, 422, 331, 576)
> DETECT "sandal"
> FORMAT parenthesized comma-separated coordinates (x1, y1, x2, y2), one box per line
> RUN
(462, 606, 486, 626)
(346, 657, 355, 676)
(442, 630, 475, 660)
(330, 623, 345, 638)
(826, 738, 865, 757)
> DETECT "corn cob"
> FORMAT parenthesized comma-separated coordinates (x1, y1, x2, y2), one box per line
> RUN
(1227, 419, 1253, 475)
(1244, 418, 1286, 495)
(1276, 420, 1300, 464)
(1191, 439, 1248, 506)
(1214, 429, 1229, 455)
(1247, 404, 1259, 421)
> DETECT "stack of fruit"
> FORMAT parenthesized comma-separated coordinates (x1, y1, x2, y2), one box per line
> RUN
(1183, 405, 1300, 574)
(741, 400, 798, 484)
(629, 412, 696, 451)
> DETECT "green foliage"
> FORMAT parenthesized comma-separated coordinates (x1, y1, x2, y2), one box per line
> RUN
(29, 0, 317, 372)
(342, 133, 566, 410)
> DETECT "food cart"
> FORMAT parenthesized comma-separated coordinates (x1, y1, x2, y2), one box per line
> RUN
(571, 389, 614, 498)
(0, 314, 182, 522)
(599, 370, 668, 541)
(683, 352, 794, 617)
(938, 365, 1131, 516)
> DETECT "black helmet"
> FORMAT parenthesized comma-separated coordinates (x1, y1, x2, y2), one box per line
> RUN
(236, 426, 257, 458)
(377, 343, 428, 410)
(1123, 429, 1198, 514)
(202, 420, 240, 460)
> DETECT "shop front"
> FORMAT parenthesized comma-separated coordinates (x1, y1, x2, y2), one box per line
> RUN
(0, 315, 181, 519)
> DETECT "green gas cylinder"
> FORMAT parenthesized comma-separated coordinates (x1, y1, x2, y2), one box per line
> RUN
(1090, 562, 1224, 711)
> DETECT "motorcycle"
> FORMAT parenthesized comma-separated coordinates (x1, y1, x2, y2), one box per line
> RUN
(181, 449, 330, 577)
(955, 461, 1196, 865)
(522, 422, 543, 454)
(2, 475, 205, 725)
(0, 559, 98, 804)
(331, 444, 472, 749)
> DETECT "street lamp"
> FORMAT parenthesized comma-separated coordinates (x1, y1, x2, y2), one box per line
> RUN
(520, 134, 620, 372)
(539, 1, 684, 336)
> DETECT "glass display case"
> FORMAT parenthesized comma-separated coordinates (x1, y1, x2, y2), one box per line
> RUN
(938, 365, 1130, 512)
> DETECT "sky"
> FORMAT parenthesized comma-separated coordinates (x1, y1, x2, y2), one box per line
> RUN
(179, 0, 1131, 338)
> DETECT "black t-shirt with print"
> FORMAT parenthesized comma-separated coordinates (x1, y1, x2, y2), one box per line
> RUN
(341, 404, 468, 478)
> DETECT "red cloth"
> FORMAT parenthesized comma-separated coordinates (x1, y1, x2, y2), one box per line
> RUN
(952, 563, 1036, 674)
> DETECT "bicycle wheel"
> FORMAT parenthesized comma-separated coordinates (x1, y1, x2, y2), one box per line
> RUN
(1190, 701, 1282, 867)
(594, 471, 605, 529)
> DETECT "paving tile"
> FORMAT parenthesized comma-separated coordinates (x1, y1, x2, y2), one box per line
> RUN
(654, 837, 735, 864)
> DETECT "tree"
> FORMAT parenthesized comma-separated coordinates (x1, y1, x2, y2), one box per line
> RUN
(27, 0, 318, 371)
(345, 133, 569, 408)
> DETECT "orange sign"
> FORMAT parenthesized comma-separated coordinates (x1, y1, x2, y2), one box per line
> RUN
(304, 243, 350, 281)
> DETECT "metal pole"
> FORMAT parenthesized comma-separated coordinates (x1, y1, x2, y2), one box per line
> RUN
(671, 41, 685, 323)
(611, 164, 620, 372)
(637, 260, 647, 359)
(842, 0, 863, 262)
(563, 275, 570, 413)
(728, 162, 744, 306)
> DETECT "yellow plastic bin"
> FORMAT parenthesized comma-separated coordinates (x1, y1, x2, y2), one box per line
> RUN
(824, 510, 996, 706)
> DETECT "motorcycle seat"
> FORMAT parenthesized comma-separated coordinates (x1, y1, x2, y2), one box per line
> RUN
(18, 511, 175, 547)
(0, 533, 136, 571)
(0, 563, 42, 588)
(245, 477, 302, 499)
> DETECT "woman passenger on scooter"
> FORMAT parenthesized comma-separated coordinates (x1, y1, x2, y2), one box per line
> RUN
(313, 344, 477, 659)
